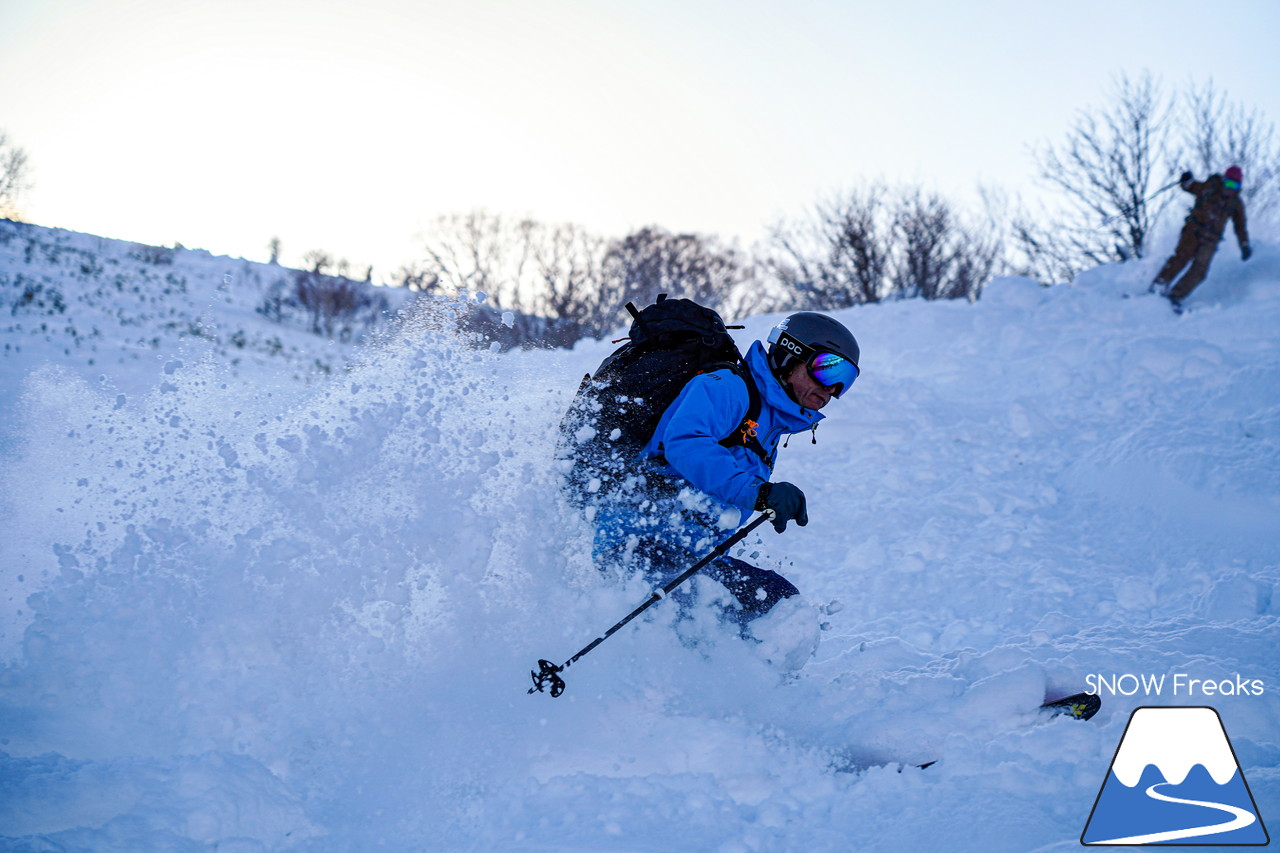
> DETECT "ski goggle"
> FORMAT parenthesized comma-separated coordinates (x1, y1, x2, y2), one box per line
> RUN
(772, 329, 859, 397)
(808, 350, 859, 397)
(1224, 178, 1241, 191)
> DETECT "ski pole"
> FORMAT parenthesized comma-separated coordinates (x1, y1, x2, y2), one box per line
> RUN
(527, 512, 774, 697)
(1100, 177, 1182, 225)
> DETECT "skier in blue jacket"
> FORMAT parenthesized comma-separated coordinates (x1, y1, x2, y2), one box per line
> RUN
(592, 312, 860, 625)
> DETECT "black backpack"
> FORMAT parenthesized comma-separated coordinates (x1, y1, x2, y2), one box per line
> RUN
(558, 295, 770, 505)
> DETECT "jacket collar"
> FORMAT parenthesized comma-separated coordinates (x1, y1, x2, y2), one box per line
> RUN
(745, 340, 825, 429)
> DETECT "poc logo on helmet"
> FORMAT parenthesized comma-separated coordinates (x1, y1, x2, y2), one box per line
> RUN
(777, 334, 806, 357)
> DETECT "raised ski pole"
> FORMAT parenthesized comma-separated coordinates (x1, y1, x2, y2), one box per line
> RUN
(528, 512, 774, 697)
(1100, 177, 1182, 225)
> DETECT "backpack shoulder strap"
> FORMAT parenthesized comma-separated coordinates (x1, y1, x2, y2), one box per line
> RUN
(709, 362, 772, 470)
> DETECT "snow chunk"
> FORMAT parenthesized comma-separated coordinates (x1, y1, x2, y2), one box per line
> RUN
(747, 597, 821, 672)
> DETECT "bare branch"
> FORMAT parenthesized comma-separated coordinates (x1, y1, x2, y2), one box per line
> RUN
(0, 130, 33, 220)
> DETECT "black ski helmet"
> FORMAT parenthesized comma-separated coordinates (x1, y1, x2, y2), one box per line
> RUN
(766, 311, 860, 387)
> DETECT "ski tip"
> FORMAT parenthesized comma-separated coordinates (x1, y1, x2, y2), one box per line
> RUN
(1041, 692, 1101, 721)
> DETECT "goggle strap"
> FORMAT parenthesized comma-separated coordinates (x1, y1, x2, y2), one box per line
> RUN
(771, 330, 814, 363)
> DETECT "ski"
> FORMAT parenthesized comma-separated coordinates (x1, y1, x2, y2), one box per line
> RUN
(1041, 691, 1101, 721)
(838, 692, 1102, 774)
(913, 693, 1101, 769)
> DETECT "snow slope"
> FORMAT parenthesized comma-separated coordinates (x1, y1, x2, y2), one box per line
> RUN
(1, 221, 1277, 851)
(0, 219, 400, 446)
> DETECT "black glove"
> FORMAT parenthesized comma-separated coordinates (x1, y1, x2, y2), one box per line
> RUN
(756, 481, 808, 533)
(1180, 171, 1193, 184)
(1242, 244, 1252, 261)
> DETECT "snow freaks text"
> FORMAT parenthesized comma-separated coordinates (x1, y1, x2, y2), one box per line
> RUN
(1085, 673, 1265, 698)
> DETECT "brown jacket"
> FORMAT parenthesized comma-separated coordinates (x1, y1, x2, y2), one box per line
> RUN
(1181, 174, 1249, 248)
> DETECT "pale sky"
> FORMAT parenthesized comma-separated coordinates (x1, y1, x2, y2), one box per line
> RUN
(2, 0, 1277, 278)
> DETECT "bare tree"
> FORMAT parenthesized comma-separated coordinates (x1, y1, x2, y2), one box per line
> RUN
(600, 226, 748, 315)
(302, 249, 334, 275)
(1182, 79, 1279, 218)
(417, 209, 538, 312)
(528, 222, 610, 344)
(412, 210, 617, 346)
(1031, 72, 1174, 270)
(717, 253, 787, 324)
(259, 268, 389, 341)
(0, 130, 33, 220)
(293, 270, 354, 336)
(408, 214, 752, 347)
(891, 189, 1001, 302)
(766, 185, 891, 308)
(768, 184, 1000, 305)
(1010, 207, 1081, 285)
(892, 190, 952, 300)
(394, 260, 443, 293)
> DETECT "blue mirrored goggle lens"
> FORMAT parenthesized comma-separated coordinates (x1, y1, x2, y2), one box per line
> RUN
(1223, 178, 1241, 191)
(808, 351, 858, 396)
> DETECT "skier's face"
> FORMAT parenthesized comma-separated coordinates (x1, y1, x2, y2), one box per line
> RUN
(786, 361, 836, 410)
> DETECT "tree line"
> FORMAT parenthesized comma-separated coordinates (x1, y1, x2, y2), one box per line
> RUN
(3, 72, 1276, 348)
(393, 190, 1004, 349)
(392, 73, 1275, 346)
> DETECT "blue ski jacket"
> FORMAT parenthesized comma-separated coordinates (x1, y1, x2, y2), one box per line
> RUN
(639, 340, 824, 512)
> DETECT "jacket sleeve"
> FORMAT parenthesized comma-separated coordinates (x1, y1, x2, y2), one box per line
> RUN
(653, 372, 767, 511)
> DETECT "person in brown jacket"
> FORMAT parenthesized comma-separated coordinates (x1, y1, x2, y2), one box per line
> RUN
(1152, 165, 1251, 313)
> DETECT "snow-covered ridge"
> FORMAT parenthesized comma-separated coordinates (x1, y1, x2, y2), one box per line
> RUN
(0, 218, 406, 389)
(1111, 707, 1240, 786)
